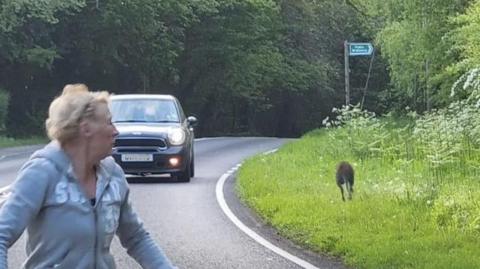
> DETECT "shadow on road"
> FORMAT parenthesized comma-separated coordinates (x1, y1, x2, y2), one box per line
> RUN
(126, 175, 184, 184)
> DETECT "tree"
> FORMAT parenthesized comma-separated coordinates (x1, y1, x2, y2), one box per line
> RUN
(0, 0, 85, 136)
(354, 0, 472, 112)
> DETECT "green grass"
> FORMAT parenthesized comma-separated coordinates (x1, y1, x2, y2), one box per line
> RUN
(0, 136, 47, 148)
(237, 120, 480, 268)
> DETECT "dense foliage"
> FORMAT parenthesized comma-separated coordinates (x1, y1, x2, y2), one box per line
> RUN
(0, 0, 382, 137)
(1, 0, 480, 138)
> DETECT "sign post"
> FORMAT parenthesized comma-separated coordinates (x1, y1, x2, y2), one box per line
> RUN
(344, 41, 350, 106)
(344, 41, 374, 106)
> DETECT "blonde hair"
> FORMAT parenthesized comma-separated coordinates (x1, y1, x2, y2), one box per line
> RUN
(45, 84, 110, 143)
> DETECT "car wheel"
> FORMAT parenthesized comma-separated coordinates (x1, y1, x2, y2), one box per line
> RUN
(176, 162, 191, 183)
(190, 156, 194, 177)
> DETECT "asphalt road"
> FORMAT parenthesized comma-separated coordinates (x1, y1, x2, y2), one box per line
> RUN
(0, 138, 347, 269)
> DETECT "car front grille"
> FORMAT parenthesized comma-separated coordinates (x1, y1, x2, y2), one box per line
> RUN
(114, 138, 167, 148)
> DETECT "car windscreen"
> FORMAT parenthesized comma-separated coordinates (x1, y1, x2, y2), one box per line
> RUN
(110, 99, 180, 123)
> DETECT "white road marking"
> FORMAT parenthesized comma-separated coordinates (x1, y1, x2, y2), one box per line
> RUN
(0, 146, 43, 161)
(262, 149, 278, 155)
(0, 184, 11, 193)
(195, 137, 215, 142)
(215, 152, 321, 269)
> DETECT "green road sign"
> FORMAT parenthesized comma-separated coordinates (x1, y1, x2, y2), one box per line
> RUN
(349, 43, 373, 56)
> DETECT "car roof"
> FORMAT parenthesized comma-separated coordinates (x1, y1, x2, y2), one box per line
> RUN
(110, 94, 176, 101)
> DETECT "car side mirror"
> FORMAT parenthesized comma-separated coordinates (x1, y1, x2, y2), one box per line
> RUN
(187, 116, 198, 127)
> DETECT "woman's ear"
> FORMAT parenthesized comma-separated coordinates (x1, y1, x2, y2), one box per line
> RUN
(79, 120, 93, 138)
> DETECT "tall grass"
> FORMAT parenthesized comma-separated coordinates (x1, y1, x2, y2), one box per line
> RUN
(237, 103, 480, 268)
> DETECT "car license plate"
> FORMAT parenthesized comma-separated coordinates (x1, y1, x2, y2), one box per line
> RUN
(121, 153, 153, 162)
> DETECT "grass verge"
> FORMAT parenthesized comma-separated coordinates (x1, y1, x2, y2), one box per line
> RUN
(237, 125, 480, 269)
(0, 136, 47, 149)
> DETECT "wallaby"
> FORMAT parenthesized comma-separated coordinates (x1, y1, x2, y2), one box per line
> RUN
(336, 161, 354, 201)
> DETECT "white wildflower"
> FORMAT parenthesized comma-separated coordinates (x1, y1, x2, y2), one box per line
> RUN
(322, 116, 329, 126)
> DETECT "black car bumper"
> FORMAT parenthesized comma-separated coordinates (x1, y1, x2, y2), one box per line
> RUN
(112, 145, 189, 175)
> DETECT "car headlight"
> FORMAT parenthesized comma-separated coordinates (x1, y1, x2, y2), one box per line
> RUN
(168, 128, 186, 145)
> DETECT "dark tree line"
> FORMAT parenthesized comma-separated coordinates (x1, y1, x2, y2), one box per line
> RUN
(0, 0, 392, 137)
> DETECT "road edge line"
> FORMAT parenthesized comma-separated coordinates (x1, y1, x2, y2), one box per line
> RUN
(215, 163, 321, 269)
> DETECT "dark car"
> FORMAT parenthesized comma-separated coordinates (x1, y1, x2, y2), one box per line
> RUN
(110, 94, 197, 182)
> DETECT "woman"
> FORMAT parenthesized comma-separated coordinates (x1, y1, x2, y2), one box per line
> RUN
(0, 84, 176, 269)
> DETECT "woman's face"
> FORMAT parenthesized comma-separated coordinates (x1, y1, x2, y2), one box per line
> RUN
(88, 102, 118, 160)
